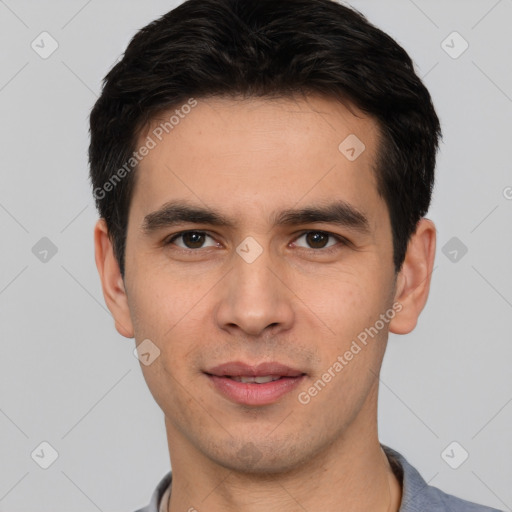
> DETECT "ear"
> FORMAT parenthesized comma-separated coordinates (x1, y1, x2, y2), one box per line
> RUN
(94, 218, 134, 338)
(389, 218, 436, 335)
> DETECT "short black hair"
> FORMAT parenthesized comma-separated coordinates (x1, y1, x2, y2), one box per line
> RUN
(89, 0, 441, 277)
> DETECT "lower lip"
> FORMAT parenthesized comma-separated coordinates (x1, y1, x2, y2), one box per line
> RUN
(207, 374, 305, 406)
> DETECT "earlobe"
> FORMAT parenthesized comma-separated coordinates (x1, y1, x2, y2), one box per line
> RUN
(389, 218, 436, 335)
(94, 219, 134, 338)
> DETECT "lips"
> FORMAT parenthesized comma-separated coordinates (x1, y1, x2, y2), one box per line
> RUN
(206, 361, 304, 378)
(205, 361, 306, 406)
(230, 375, 281, 383)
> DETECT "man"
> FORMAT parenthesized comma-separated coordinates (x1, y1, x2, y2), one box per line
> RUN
(89, 0, 501, 510)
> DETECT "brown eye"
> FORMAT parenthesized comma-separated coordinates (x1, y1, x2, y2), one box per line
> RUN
(293, 231, 342, 250)
(305, 232, 329, 249)
(182, 232, 206, 248)
(167, 231, 217, 249)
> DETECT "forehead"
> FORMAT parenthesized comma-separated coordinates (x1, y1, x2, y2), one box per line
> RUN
(131, 94, 385, 232)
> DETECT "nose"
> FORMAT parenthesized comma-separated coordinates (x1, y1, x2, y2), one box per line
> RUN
(214, 246, 295, 338)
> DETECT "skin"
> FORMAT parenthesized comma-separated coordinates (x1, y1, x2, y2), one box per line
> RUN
(94, 94, 436, 512)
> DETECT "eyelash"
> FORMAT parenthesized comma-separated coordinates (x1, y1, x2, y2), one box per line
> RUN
(165, 230, 348, 254)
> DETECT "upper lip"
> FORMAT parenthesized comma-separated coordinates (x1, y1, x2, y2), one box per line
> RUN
(205, 361, 305, 377)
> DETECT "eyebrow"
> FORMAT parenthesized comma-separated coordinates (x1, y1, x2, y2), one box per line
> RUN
(142, 199, 371, 235)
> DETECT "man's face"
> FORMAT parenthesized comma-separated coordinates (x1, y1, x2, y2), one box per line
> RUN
(123, 94, 398, 473)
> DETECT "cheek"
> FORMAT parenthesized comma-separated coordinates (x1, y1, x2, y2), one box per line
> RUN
(293, 268, 386, 345)
(126, 280, 207, 408)
(127, 260, 210, 340)
(132, 290, 207, 415)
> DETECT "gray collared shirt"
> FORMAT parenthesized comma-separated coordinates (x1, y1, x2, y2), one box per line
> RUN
(134, 444, 502, 512)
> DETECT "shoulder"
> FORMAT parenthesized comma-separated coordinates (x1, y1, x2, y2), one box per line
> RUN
(134, 450, 503, 512)
(381, 444, 503, 512)
(132, 471, 173, 512)
(422, 485, 503, 512)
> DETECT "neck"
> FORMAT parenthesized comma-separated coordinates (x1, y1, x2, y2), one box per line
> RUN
(165, 409, 402, 512)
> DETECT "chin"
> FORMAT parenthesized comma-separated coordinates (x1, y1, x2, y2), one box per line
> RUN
(207, 438, 313, 476)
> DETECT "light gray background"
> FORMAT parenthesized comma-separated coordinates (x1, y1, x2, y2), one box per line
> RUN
(0, 0, 511, 511)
